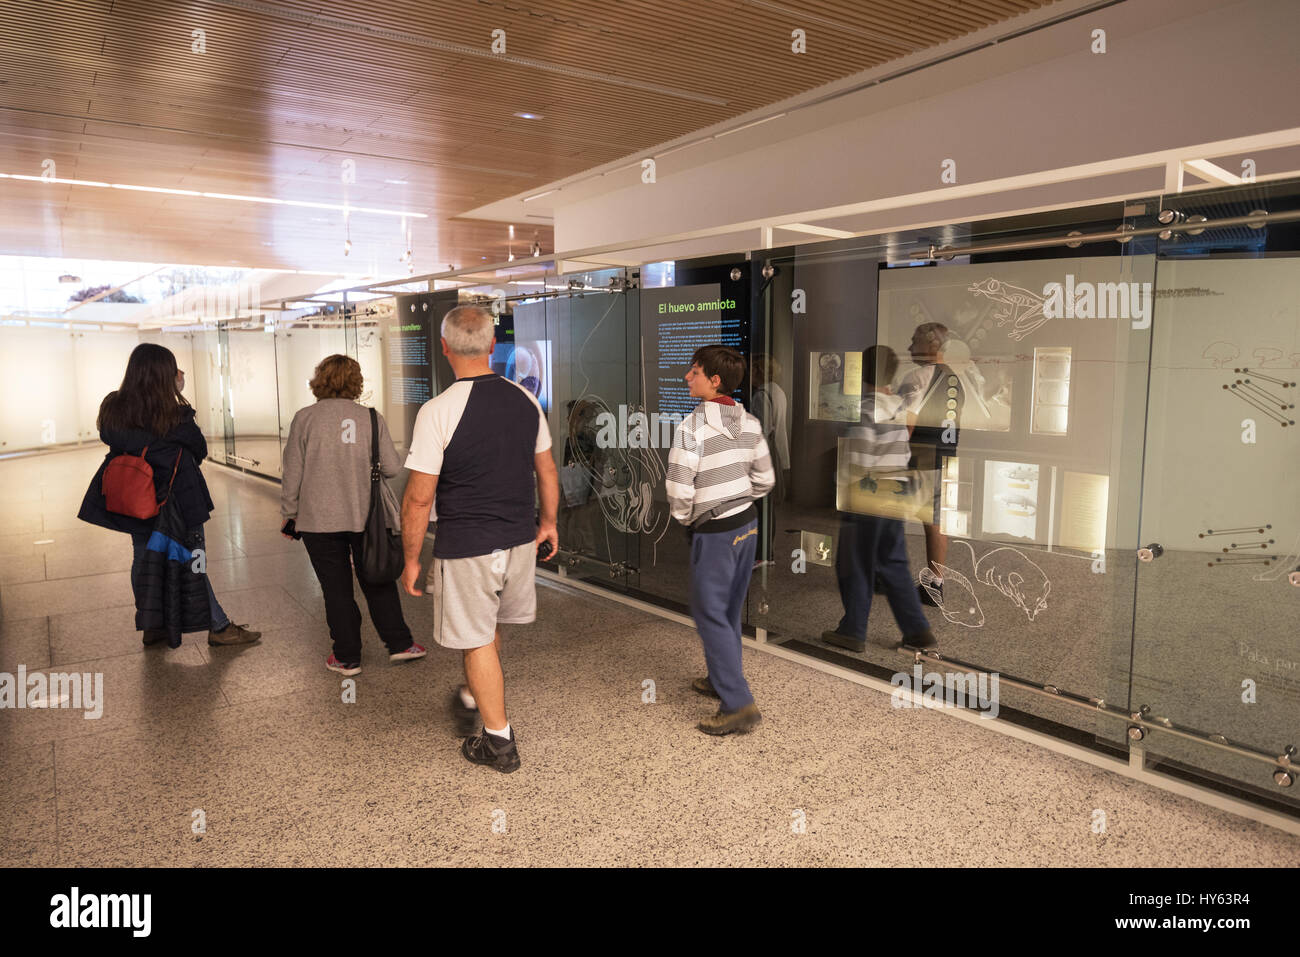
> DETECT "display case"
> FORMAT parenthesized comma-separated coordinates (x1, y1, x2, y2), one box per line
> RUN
(1031, 346, 1071, 435)
(808, 350, 862, 422)
(940, 454, 972, 537)
(982, 459, 1041, 540)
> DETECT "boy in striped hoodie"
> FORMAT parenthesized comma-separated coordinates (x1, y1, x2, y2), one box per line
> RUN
(666, 345, 775, 735)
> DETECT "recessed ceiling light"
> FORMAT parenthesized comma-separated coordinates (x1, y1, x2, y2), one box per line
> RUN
(0, 172, 426, 219)
(513, 112, 543, 120)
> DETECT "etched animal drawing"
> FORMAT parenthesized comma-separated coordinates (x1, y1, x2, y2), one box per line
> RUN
(925, 540, 1053, 626)
(967, 278, 1050, 341)
(920, 564, 985, 628)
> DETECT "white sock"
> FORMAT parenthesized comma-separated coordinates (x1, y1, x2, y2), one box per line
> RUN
(930, 576, 944, 586)
(459, 686, 477, 709)
(485, 724, 511, 740)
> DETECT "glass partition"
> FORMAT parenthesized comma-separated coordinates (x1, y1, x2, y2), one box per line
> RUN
(274, 312, 349, 462)
(746, 206, 1159, 757)
(223, 317, 282, 478)
(491, 269, 639, 591)
(1130, 178, 1300, 808)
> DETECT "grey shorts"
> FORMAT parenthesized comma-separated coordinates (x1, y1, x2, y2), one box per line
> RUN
(428, 540, 537, 650)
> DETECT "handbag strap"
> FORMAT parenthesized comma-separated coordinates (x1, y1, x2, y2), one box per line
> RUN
(157, 448, 184, 506)
(368, 407, 381, 483)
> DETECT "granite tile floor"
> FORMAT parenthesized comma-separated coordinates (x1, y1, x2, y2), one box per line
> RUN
(1, 447, 1297, 867)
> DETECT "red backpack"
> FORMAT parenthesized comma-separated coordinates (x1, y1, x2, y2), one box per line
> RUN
(103, 446, 182, 520)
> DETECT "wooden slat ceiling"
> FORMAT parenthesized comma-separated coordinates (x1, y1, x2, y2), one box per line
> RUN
(0, 0, 1057, 275)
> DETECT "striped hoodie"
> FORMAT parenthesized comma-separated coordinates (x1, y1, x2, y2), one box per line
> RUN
(666, 400, 775, 526)
(841, 391, 912, 480)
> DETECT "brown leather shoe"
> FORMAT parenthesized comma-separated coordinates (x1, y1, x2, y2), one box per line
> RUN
(697, 702, 762, 736)
(208, 623, 262, 646)
(691, 676, 720, 699)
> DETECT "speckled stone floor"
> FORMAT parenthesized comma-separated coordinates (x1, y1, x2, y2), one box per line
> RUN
(1, 447, 1297, 866)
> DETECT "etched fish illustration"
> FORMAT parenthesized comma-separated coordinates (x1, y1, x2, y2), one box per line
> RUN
(968, 278, 1049, 341)
(968, 543, 1051, 621)
(920, 563, 985, 628)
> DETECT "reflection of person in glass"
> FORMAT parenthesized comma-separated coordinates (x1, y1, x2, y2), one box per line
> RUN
(897, 322, 964, 608)
(509, 342, 546, 408)
(751, 353, 790, 501)
(823, 347, 936, 653)
(559, 398, 602, 555)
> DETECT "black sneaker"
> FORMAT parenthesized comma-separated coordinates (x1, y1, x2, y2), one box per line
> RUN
(821, 630, 866, 654)
(902, 630, 938, 650)
(918, 582, 943, 607)
(462, 729, 520, 773)
(451, 688, 479, 736)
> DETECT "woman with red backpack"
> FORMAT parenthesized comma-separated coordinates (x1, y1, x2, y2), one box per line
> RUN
(78, 343, 261, 649)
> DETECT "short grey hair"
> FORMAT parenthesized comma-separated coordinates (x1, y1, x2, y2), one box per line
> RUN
(440, 305, 495, 356)
(915, 321, 950, 349)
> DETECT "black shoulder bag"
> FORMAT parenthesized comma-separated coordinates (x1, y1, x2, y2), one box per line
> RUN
(358, 407, 404, 583)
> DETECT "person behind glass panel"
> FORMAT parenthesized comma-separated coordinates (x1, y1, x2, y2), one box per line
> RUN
(896, 323, 964, 609)
(751, 353, 790, 502)
(822, 346, 937, 655)
(558, 398, 602, 556)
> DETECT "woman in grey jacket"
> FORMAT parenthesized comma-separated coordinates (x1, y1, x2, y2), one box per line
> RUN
(281, 355, 423, 675)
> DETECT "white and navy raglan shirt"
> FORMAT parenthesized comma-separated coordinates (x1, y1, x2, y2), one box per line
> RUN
(405, 374, 552, 559)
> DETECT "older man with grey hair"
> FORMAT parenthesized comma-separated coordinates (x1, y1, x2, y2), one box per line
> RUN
(401, 304, 559, 773)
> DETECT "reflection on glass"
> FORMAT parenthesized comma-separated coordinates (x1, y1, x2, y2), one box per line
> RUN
(809, 351, 862, 421)
(1059, 471, 1108, 553)
(983, 459, 1041, 539)
(1031, 346, 1071, 435)
(226, 319, 282, 477)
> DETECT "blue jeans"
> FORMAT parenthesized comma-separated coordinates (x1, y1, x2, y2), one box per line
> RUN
(130, 527, 230, 632)
(688, 518, 759, 713)
(834, 513, 930, 641)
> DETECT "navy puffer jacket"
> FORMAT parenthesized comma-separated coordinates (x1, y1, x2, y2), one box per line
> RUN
(77, 406, 216, 535)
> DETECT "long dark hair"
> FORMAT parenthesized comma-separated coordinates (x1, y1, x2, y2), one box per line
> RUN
(97, 343, 190, 436)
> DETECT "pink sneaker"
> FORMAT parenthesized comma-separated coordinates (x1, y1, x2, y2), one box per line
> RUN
(325, 654, 361, 676)
(389, 643, 427, 663)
